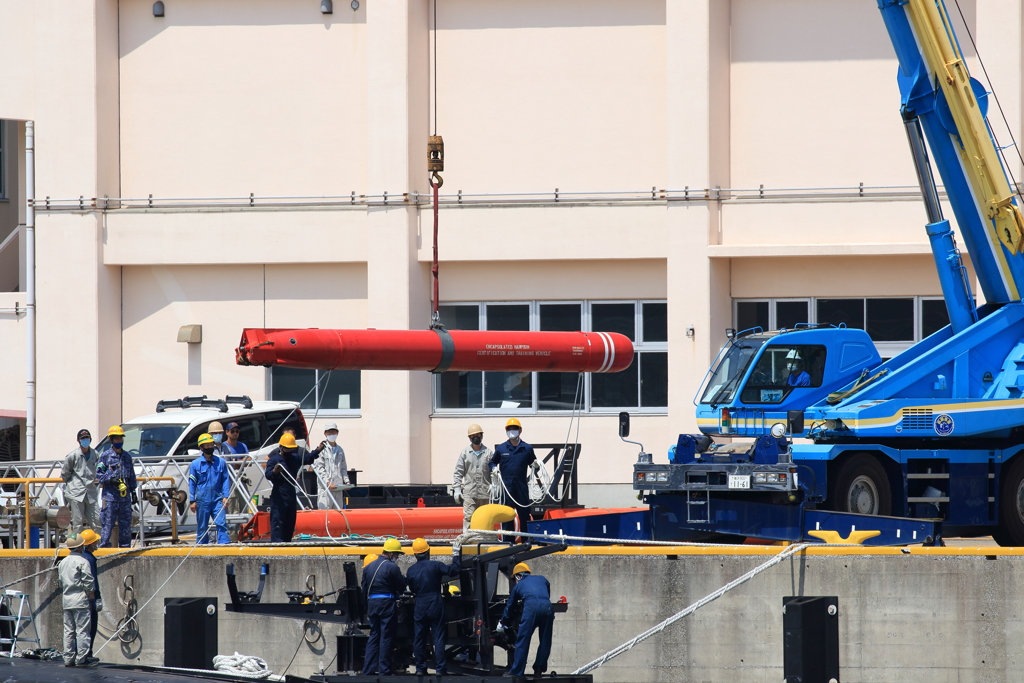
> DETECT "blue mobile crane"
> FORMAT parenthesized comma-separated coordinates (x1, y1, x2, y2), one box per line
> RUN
(534, 0, 1024, 547)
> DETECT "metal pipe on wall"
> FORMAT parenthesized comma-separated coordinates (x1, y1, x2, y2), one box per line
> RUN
(25, 121, 35, 461)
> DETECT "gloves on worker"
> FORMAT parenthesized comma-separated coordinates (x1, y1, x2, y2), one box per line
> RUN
(530, 461, 541, 473)
(453, 487, 463, 505)
(130, 491, 139, 505)
(452, 540, 462, 555)
(95, 598, 103, 612)
(494, 621, 505, 633)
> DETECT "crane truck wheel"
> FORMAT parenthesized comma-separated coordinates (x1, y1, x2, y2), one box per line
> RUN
(993, 456, 1024, 547)
(829, 454, 892, 516)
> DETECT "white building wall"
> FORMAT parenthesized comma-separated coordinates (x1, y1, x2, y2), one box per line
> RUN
(0, 0, 1019, 494)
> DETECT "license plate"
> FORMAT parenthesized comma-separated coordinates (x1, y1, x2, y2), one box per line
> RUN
(728, 475, 751, 490)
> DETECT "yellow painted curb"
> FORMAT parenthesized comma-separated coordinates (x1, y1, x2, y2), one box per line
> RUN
(0, 543, 1021, 559)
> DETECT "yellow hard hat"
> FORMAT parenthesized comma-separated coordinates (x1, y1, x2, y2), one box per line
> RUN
(208, 421, 224, 434)
(512, 562, 530, 576)
(412, 538, 430, 554)
(467, 424, 484, 436)
(279, 433, 297, 449)
(447, 584, 461, 596)
(197, 433, 215, 447)
(79, 528, 100, 546)
(108, 425, 125, 437)
(505, 418, 522, 430)
(382, 538, 402, 553)
(363, 553, 379, 568)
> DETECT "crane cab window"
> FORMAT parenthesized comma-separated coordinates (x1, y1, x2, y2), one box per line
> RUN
(740, 345, 826, 404)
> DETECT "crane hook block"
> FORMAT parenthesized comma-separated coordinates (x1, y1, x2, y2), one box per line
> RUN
(428, 135, 444, 173)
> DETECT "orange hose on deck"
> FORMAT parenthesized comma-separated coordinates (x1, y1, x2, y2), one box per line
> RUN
(240, 507, 466, 542)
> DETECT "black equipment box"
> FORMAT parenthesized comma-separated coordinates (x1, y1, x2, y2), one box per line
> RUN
(783, 596, 839, 683)
(164, 597, 217, 670)
(336, 634, 367, 673)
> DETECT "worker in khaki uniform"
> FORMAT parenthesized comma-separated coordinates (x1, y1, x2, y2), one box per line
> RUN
(62, 429, 100, 533)
(452, 424, 493, 530)
(59, 533, 98, 667)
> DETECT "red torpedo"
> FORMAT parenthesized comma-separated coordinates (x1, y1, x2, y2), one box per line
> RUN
(236, 328, 634, 373)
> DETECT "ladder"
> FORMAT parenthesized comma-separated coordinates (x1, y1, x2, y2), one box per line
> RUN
(0, 590, 41, 657)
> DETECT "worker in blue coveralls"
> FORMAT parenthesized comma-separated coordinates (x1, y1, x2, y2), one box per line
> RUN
(495, 562, 554, 677)
(362, 539, 407, 676)
(490, 418, 540, 536)
(188, 433, 232, 544)
(405, 538, 462, 676)
(265, 432, 323, 542)
(96, 426, 137, 548)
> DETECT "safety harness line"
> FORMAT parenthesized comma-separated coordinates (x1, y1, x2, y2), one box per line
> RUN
(93, 540, 202, 655)
(570, 542, 814, 674)
(0, 546, 152, 592)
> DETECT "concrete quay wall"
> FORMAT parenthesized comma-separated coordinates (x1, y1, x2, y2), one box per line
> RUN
(2, 547, 1021, 683)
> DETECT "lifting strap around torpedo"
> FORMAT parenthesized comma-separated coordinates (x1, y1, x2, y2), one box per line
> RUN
(431, 326, 455, 373)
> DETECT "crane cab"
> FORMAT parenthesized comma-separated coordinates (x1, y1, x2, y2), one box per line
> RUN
(695, 326, 881, 438)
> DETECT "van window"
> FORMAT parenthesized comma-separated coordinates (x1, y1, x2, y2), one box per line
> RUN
(173, 423, 214, 456)
(231, 418, 263, 451)
(98, 424, 187, 458)
(263, 410, 308, 444)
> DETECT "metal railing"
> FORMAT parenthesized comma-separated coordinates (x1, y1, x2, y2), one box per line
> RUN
(0, 453, 350, 549)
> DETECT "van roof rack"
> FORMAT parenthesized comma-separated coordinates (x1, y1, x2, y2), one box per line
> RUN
(155, 394, 253, 413)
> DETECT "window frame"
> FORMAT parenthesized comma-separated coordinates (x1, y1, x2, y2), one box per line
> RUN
(265, 367, 362, 418)
(431, 299, 669, 416)
(733, 296, 947, 358)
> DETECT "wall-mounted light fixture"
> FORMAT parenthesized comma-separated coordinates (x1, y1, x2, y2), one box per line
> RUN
(725, 328, 735, 339)
(320, 0, 333, 13)
(351, 0, 360, 8)
(177, 324, 202, 344)
(153, 1, 165, 17)
(686, 326, 695, 339)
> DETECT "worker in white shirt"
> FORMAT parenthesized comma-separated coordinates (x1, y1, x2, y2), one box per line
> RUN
(312, 422, 350, 509)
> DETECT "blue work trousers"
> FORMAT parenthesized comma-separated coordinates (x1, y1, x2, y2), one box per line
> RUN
(413, 595, 448, 673)
(500, 483, 531, 536)
(270, 500, 297, 543)
(363, 597, 398, 675)
(196, 499, 229, 544)
(510, 600, 554, 676)
(100, 498, 132, 548)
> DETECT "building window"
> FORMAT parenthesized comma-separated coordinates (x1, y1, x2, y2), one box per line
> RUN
(433, 300, 668, 414)
(268, 367, 361, 414)
(734, 297, 951, 359)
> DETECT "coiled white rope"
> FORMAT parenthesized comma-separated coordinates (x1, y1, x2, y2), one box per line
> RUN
(213, 652, 275, 678)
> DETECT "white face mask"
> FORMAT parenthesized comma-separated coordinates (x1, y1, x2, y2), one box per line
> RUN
(507, 429, 521, 440)
(326, 434, 338, 443)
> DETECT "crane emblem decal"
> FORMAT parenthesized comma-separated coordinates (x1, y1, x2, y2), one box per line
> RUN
(933, 414, 955, 436)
